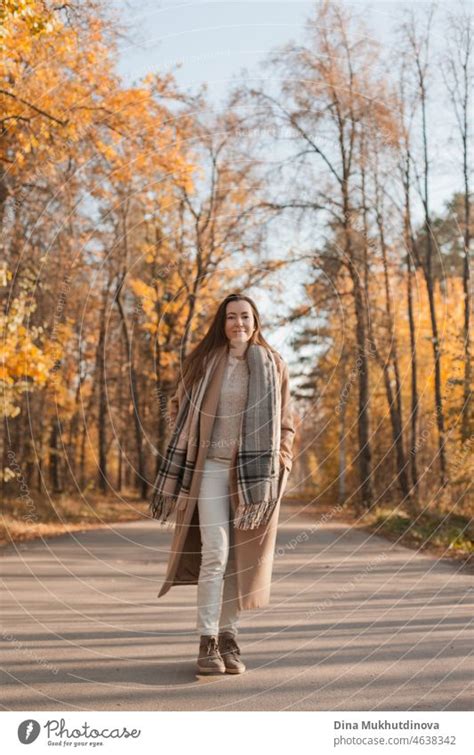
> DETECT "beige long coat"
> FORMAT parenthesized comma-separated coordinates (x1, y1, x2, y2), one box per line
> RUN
(156, 344, 296, 610)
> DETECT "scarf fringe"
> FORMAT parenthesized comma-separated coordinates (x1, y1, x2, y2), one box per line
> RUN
(149, 492, 178, 526)
(233, 496, 278, 531)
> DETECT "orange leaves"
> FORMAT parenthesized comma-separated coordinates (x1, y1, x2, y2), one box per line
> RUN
(1, 0, 197, 301)
(0, 0, 57, 40)
(1, 1, 147, 188)
(129, 278, 157, 325)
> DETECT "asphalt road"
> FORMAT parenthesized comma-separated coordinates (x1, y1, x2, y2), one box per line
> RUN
(1, 502, 472, 711)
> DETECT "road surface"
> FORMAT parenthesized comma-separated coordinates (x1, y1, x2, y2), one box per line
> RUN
(1, 502, 472, 711)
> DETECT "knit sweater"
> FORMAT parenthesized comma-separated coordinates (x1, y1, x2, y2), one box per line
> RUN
(207, 353, 249, 463)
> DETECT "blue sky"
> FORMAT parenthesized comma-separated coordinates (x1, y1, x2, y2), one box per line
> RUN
(114, 1, 433, 102)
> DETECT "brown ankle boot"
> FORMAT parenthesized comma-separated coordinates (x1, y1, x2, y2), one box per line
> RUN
(196, 635, 225, 675)
(218, 631, 246, 674)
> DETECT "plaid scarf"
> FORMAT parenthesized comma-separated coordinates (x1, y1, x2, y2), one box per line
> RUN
(150, 343, 281, 530)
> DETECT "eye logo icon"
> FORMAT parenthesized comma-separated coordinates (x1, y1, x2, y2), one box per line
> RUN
(18, 720, 41, 744)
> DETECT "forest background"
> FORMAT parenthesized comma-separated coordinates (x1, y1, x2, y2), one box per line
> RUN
(1, 0, 472, 566)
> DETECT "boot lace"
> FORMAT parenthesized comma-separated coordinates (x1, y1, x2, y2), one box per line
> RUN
(203, 637, 219, 657)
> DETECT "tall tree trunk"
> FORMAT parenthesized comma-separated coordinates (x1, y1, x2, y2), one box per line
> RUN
(461, 137, 472, 443)
(362, 125, 411, 503)
(116, 338, 124, 492)
(49, 419, 61, 493)
(372, 175, 411, 503)
(338, 352, 348, 504)
(460, 46, 472, 444)
(352, 267, 374, 508)
(344, 183, 374, 508)
(411, 20, 449, 486)
(445, 8, 472, 443)
(406, 245, 419, 497)
(115, 271, 147, 499)
(399, 138, 420, 501)
(97, 289, 109, 493)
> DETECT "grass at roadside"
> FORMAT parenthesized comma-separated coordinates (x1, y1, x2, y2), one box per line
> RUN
(285, 492, 474, 572)
(361, 507, 474, 568)
(1, 491, 150, 547)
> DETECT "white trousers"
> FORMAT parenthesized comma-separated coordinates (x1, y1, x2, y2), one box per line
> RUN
(196, 457, 240, 637)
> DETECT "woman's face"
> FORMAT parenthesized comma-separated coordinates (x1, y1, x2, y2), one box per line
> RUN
(224, 300, 256, 345)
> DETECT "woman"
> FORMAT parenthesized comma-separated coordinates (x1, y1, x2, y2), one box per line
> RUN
(150, 293, 296, 676)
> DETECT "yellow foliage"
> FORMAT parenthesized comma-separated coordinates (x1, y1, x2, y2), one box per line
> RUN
(0, 266, 56, 417)
(307, 265, 471, 495)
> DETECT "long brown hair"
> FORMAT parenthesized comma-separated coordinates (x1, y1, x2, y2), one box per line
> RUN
(178, 293, 277, 391)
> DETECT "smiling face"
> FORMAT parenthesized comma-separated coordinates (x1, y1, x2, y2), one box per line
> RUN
(224, 299, 256, 346)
